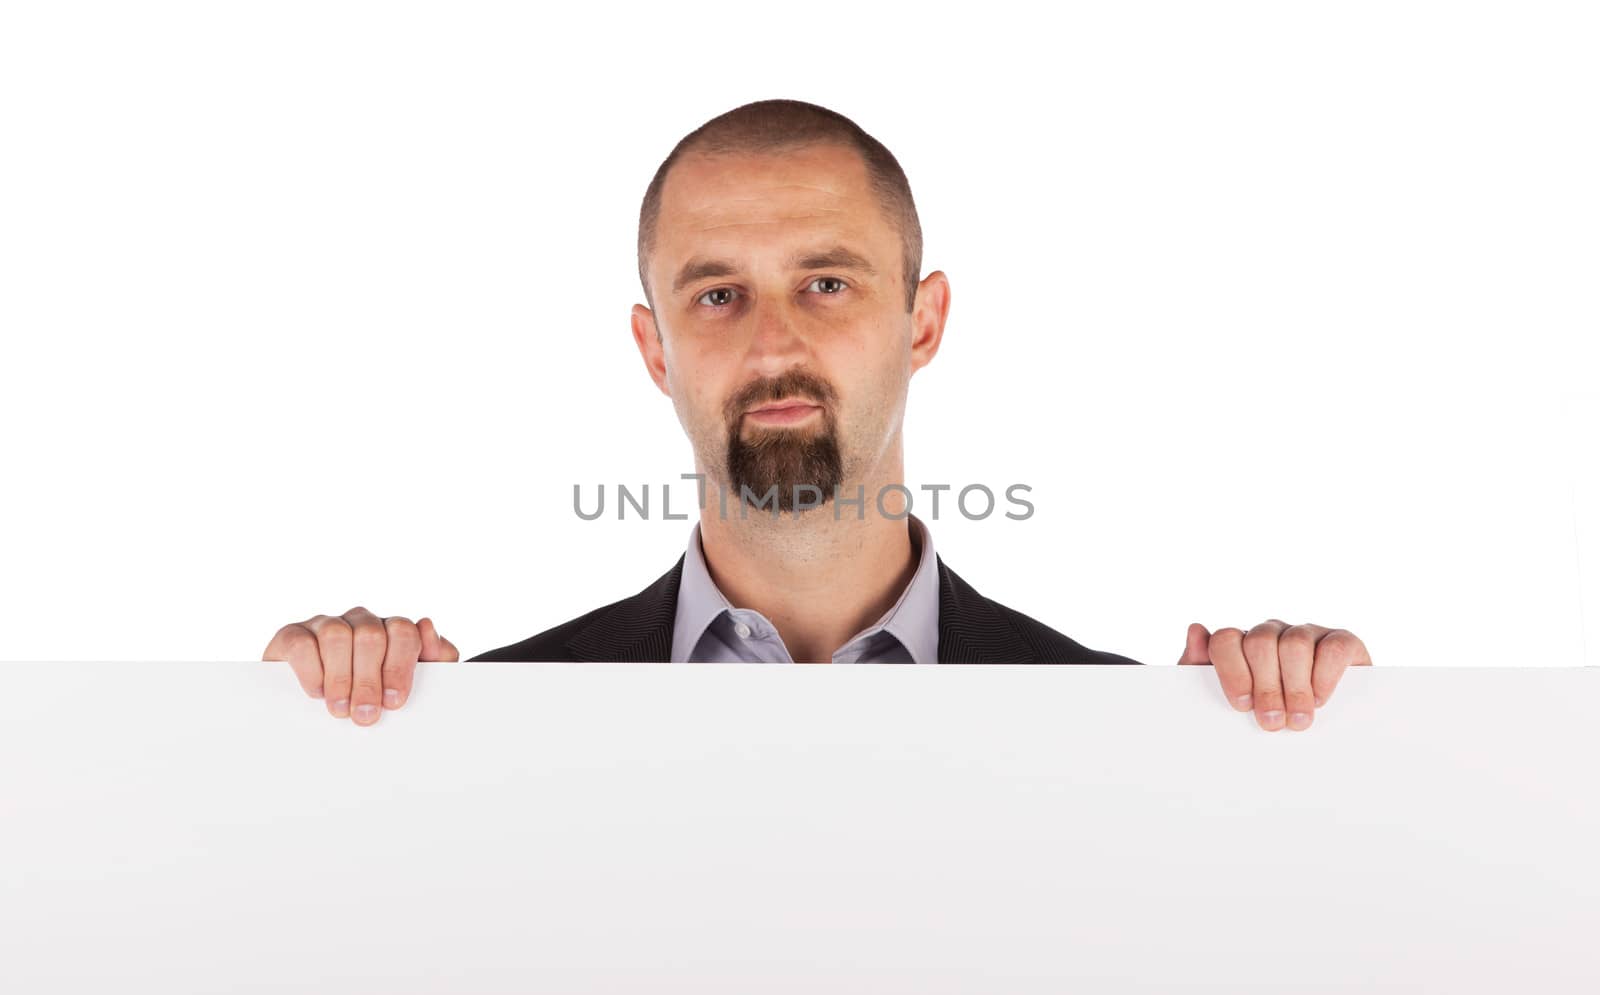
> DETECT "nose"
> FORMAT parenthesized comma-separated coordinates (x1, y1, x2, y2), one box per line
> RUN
(743, 294, 809, 374)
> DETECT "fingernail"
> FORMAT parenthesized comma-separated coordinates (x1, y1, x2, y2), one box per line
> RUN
(1288, 711, 1311, 730)
(310, 687, 324, 699)
(1262, 709, 1284, 726)
(354, 704, 378, 723)
(1314, 696, 1325, 708)
(383, 688, 401, 707)
(332, 698, 350, 718)
(1233, 694, 1253, 710)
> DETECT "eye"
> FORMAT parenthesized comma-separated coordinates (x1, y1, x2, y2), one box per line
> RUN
(696, 287, 739, 308)
(807, 276, 849, 295)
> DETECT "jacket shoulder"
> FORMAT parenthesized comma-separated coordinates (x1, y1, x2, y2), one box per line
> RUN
(465, 601, 620, 662)
(990, 600, 1146, 665)
(936, 556, 1144, 665)
(466, 555, 684, 663)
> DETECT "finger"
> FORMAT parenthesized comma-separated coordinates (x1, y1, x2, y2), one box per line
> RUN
(1243, 619, 1290, 730)
(305, 614, 354, 718)
(1274, 622, 1337, 707)
(1278, 623, 1322, 731)
(1176, 622, 1211, 665)
(419, 616, 460, 663)
(1312, 627, 1372, 708)
(381, 616, 423, 710)
(1206, 627, 1255, 711)
(342, 606, 388, 727)
(264, 622, 326, 700)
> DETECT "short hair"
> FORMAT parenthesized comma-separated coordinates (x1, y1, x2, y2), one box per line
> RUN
(637, 98, 924, 315)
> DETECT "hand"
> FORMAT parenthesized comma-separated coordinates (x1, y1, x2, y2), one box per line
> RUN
(262, 606, 460, 726)
(1177, 619, 1372, 732)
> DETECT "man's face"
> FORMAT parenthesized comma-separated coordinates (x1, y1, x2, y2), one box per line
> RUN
(632, 142, 944, 515)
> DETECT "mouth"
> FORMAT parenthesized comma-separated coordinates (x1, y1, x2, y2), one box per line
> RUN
(743, 400, 823, 425)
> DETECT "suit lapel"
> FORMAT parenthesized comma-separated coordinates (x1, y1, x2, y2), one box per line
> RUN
(934, 554, 1038, 664)
(562, 554, 684, 662)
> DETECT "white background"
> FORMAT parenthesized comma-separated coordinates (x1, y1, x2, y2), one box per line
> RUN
(1, 0, 1594, 667)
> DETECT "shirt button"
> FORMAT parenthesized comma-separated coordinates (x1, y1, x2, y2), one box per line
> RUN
(733, 622, 752, 639)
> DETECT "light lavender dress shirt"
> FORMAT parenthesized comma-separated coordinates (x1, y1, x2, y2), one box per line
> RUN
(669, 511, 941, 664)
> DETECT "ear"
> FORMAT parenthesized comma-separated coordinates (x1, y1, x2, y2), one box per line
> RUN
(908, 270, 950, 375)
(630, 303, 671, 397)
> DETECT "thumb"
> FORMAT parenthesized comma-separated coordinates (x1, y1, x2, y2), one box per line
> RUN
(418, 616, 460, 662)
(1176, 622, 1211, 666)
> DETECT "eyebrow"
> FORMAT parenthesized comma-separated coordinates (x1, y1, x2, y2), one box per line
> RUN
(671, 245, 879, 294)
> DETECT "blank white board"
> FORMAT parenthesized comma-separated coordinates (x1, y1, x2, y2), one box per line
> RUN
(1, 661, 1596, 994)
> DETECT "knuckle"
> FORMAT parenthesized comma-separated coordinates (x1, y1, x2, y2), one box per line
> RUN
(352, 678, 383, 697)
(317, 620, 352, 648)
(350, 622, 387, 652)
(385, 619, 422, 651)
(1280, 625, 1318, 652)
(274, 626, 316, 658)
(281, 624, 314, 647)
(1241, 626, 1274, 648)
(382, 657, 418, 681)
(1321, 629, 1358, 655)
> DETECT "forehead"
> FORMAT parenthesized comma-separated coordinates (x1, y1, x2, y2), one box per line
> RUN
(654, 143, 894, 258)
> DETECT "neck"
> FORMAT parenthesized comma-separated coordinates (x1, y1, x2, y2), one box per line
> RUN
(695, 463, 919, 664)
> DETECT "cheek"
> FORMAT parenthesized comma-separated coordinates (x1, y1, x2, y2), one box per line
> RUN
(834, 366, 906, 438)
(670, 359, 731, 428)
(832, 325, 907, 403)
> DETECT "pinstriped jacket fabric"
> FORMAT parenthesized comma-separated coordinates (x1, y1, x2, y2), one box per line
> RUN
(468, 555, 1146, 666)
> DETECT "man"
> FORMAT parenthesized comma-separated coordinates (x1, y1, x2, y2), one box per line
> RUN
(263, 98, 1372, 732)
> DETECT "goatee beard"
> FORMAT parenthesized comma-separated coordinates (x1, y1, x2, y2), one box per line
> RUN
(725, 417, 844, 513)
(722, 367, 845, 514)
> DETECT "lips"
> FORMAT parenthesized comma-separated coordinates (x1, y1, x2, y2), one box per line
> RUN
(746, 398, 820, 415)
(740, 400, 824, 427)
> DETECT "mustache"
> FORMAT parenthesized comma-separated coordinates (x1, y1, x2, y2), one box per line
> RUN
(723, 368, 839, 423)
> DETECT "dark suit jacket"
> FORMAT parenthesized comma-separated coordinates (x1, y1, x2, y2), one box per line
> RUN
(468, 553, 1145, 665)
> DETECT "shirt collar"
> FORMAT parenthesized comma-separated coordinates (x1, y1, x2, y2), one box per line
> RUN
(670, 511, 941, 665)
(670, 518, 738, 663)
(861, 512, 940, 664)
